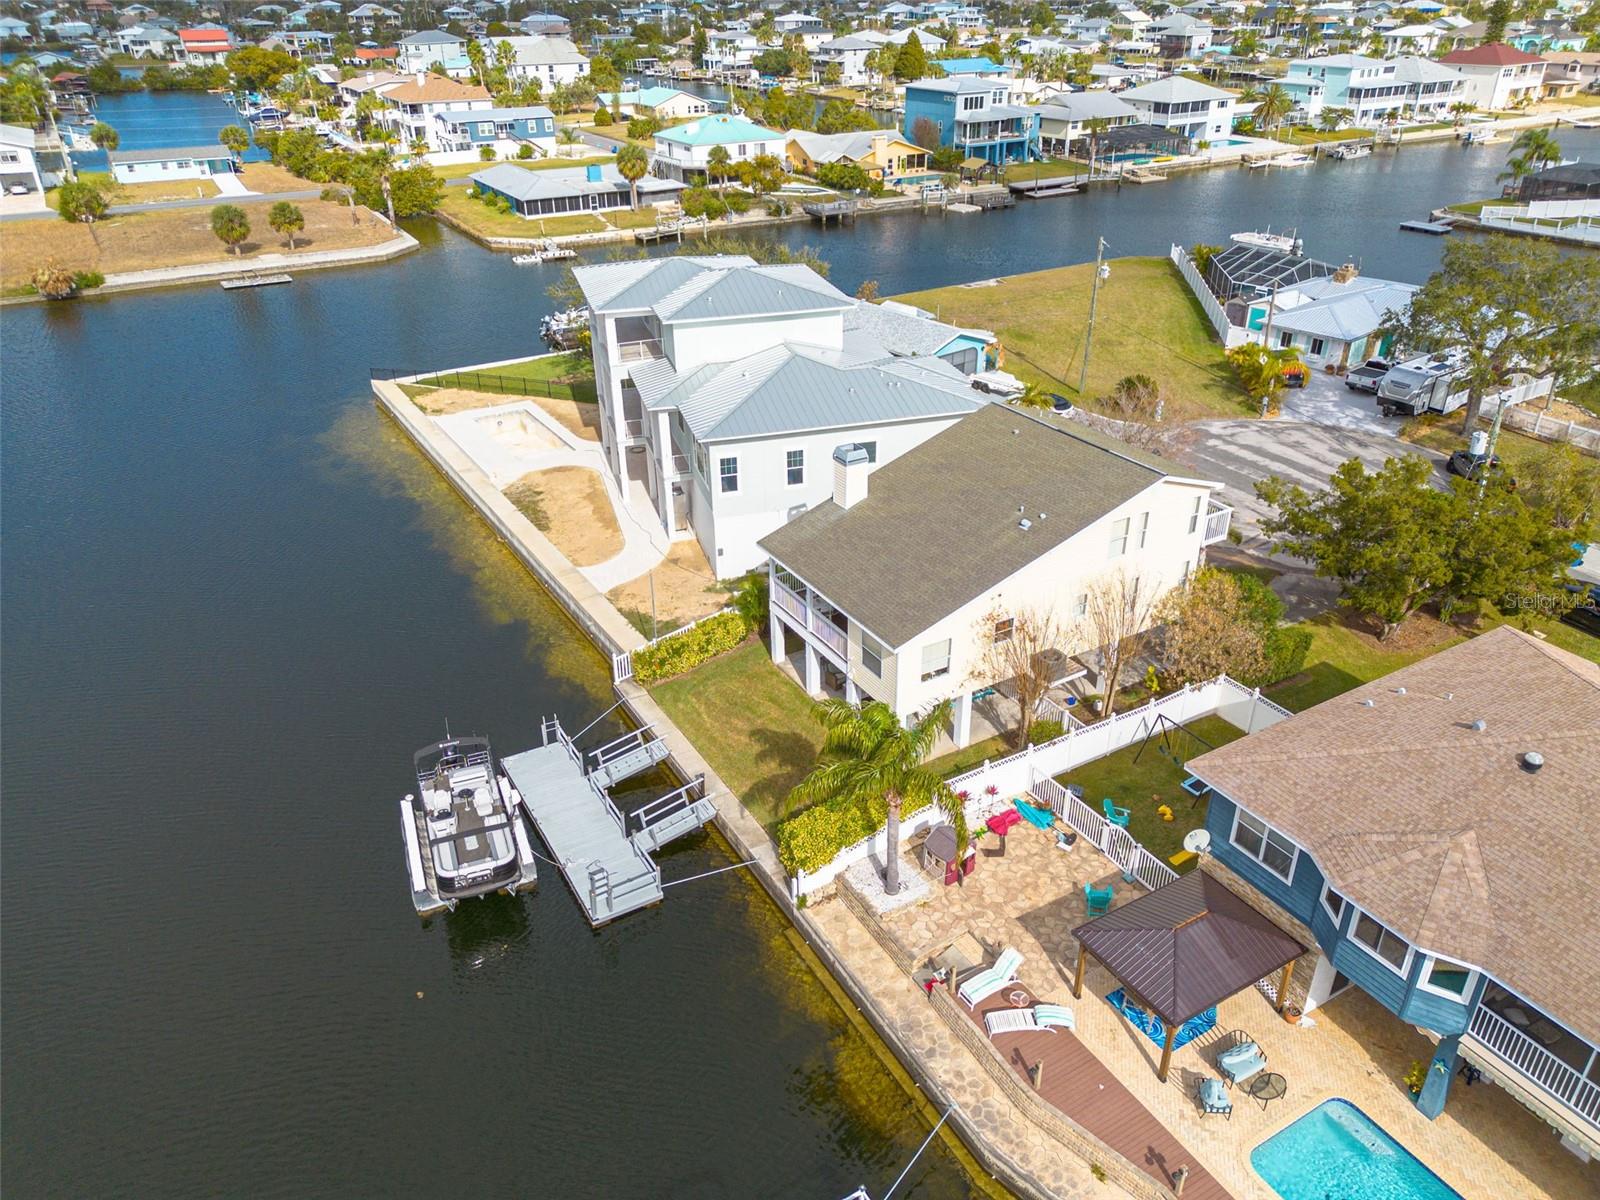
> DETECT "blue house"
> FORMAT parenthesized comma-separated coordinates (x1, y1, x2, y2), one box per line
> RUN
(1187, 627, 1600, 1158)
(901, 77, 1039, 166)
(432, 105, 556, 155)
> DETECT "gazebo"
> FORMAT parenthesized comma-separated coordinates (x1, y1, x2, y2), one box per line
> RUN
(1071, 870, 1306, 1080)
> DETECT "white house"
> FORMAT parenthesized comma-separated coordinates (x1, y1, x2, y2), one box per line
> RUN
(493, 35, 589, 87)
(376, 75, 493, 150)
(759, 404, 1229, 746)
(703, 29, 759, 73)
(1439, 42, 1547, 110)
(650, 113, 786, 182)
(0, 123, 45, 196)
(107, 144, 238, 184)
(1378, 23, 1441, 56)
(395, 29, 467, 75)
(1118, 76, 1236, 141)
(116, 24, 179, 58)
(1250, 269, 1416, 369)
(812, 35, 876, 84)
(1033, 92, 1140, 154)
(1148, 12, 1213, 57)
(572, 255, 997, 578)
(602, 87, 710, 120)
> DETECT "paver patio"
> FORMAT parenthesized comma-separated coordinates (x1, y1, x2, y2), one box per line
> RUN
(869, 815, 1600, 1200)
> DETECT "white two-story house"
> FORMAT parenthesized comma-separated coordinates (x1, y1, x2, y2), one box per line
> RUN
(377, 75, 493, 150)
(759, 405, 1229, 747)
(1440, 42, 1547, 110)
(650, 114, 786, 182)
(1118, 76, 1236, 143)
(572, 256, 994, 579)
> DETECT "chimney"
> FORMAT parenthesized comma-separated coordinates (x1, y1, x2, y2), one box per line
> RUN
(1331, 262, 1359, 284)
(832, 444, 870, 510)
(414, 71, 426, 86)
(871, 132, 887, 157)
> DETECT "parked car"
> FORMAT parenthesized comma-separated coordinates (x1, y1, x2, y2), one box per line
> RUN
(1445, 449, 1504, 482)
(1050, 393, 1073, 412)
(7, 184, 29, 196)
(1561, 597, 1600, 637)
(1281, 363, 1309, 389)
(1344, 358, 1391, 393)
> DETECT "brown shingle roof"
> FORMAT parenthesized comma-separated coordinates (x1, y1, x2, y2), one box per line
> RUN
(1188, 627, 1600, 1042)
(381, 77, 490, 104)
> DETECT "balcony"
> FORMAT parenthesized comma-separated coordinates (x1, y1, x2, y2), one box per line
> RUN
(809, 611, 848, 658)
(772, 579, 806, 622)
(1202, 500, 1232, 545)
(617, 338, 664, 364)
(1465, 1003, 1600, 1134)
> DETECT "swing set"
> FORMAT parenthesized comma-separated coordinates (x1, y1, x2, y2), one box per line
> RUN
(1131, 713, 1218, 804)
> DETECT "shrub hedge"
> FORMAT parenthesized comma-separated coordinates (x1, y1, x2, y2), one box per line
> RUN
(776, 790, 935, 875)
(1027, 719, 1065, 745)
(631, 610, 749, 683)
(1254, 625, 1313, 686)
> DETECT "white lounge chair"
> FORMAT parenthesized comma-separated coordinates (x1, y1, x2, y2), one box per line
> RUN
(958, 946, 1024, 1009)
(984, 1003, 1076, 1037)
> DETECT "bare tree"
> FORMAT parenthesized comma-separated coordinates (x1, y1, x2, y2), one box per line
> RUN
(967, 604, 1068, 748)
(1154, 568, 1268, 685)
(1077, 567, 1163, 717)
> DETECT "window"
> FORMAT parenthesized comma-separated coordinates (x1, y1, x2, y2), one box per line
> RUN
(1278, 331, 1293, 349)
(1188, 494, 1203, 534)
(860, 632, 885, 677)
(785, 449, 804, 486)
(478, 122, 495, 136)
(1108, 516, 1130, 558)
(1321, 883, 1346, 926)
(1351, 910, 1411, 974)
(1418, 956, 1474, 999)
(1074, 593, 1088, 618)
(1310, 337, 1326, 357)
(858, 441, 878, 463)
(920, 638, 951, 681)
(718, 456, 738, 493)
(1137, 511, 1150, 549)
(993, 617, 1014, 644)
(1230, 808, 1297, 881)
(737, 143, 748, 156)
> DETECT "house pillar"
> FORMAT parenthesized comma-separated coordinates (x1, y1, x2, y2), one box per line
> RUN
(953, 691, 974, 749)
(844, 676, 860, 704)
(769, 608, 785, 666)
(803, 643, 821, 695)
(1415, 1034, 1460, 1121)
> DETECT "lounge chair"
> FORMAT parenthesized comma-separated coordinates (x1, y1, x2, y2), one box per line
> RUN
(1084, 882, 1114, 916)
(1102, 798, 1131, 828)
(958, 946, 1024, 1009)
(1218, 1037, 1268, 1087)
(1198, 1077, 1233, 1119)
(984, 1002, 1076, 1038)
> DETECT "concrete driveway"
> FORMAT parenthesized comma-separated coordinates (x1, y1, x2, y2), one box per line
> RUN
(1281, 370, 1399, 435)
(1176, 418, 1445, 539)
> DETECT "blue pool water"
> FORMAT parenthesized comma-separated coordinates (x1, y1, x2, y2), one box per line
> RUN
(1252, 1099, 1464, 1200)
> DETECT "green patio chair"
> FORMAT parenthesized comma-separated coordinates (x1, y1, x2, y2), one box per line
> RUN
(1102, 798, 1131, 828)
(1084, 882, 1114, 917)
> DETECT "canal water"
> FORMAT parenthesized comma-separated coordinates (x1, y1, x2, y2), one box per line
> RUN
(68, 90, 273, 174)
(5, 94, 1594, 1197)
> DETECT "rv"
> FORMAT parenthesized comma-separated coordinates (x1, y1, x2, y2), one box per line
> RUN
(1375, 351, 1470, 418)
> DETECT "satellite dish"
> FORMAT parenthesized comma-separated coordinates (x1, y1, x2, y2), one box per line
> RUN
(1183, 829, 1212, 855)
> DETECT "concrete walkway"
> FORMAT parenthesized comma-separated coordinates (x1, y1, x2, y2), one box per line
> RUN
(212, 173, 253, 197)
(432, 397, 670, 593)
(0, 188, 324, 222)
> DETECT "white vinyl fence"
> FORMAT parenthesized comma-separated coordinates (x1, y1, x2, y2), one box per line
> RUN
(789, 676, 1292, 899)
(1169, 244, 1252, 349)
(1478, 199, 1600, 245)
(612, 605, 736, 683)
(1481, 401, 1600, 458)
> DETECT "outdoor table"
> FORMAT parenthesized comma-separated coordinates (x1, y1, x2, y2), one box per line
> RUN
(1247, 1072, 1287, 1111)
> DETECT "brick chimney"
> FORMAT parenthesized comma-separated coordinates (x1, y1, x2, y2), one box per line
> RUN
(832, 444, 870, 510)
(1331, 262, 1359, 284)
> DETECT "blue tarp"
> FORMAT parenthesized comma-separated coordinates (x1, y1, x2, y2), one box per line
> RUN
(1013, 799, 1055, 829)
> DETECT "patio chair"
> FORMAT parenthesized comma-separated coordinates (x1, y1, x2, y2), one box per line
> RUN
(958, 946, 1024, 1009)
(984, 1002, 1076, 1037)
(1218, 1036, 1268, 1087)
(1102, 798, 1131, 828)
(1083, 882, 1114, 917)
(1198, 1076, 1233, 1119)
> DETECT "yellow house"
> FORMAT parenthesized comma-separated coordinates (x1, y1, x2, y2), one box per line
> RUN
(785, 129, 937, 184)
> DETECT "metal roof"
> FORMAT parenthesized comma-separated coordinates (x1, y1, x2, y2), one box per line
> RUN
(471, 161, 683, 203)
(1073, 871, 1307, 1026)
(1270, 275, 1416, 341)
(108, 144, 231, 164)
(572, 256, 852, 322)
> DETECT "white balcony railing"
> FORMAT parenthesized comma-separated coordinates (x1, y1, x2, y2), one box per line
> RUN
(1202, 501, 1232, 545)
(810, 613, 848, 658)
(772, 580, 806, 623)
(1466, 1004, 1600, 1131)
(616, 338, 664, 364)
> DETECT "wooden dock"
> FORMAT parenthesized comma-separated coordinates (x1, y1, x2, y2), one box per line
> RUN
(802, 197, 858, 223)
(502, 719, 714, 927)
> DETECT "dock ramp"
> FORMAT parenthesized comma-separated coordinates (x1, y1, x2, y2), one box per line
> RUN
(629, 776, 718, 854)
(585, 725, 670, 790)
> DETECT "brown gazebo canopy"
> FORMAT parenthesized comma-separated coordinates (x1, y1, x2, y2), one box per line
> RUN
(1071, 870, 1306, 1079)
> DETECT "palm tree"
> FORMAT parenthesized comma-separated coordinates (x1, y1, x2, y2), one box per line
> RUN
(466, 38, 487, 90)
(210, 203, 250, 256)
(1254, 84, 1293, 134)
(1498, 127, 1562, 187)
(1012, 382, 1052, 410)
(268, 200, 304, 249)
(706, 144, 732, 196)
(615, 142, 648, 210)
(89, 121, 119, 153)
(1083, 115, 1109, 174)
(789, 699, 964, 896)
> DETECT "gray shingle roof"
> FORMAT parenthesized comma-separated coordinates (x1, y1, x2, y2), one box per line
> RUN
(843, 299, 984, 358)
(759, 404, 1180, 647)
(108, 144, 231, 164)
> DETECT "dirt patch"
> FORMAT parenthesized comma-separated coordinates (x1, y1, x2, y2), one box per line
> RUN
(503, 467, 621, 567)
(1344, 608, 1459, 655)
(531, 394, 600, 441)
(236, 162, 317, 194)
(410, 387, 507, 416)
(0, 199, 394, 288)
(607, 540, 730, 631)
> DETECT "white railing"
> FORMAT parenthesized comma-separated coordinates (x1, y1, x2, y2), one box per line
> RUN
(790, 675, 1294, 896)
(810, 613, 848, 658)
(612, 604, 737, 685)
(616, 338, 665, 363)
(1033, 774, 1180, 892)
(1169, 244, 1251, 349)
(1480, 401, 1600, 458)
(1477, 200, 1600, 245)
(772, 580, 806, 623)
(1203, 501, 1232, 545)
(1467, 1004, 1600, 1130)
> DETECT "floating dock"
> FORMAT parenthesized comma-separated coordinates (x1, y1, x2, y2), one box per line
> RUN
(220, 273, 292, 290)
(503, 719, 716, 927)
(1007, 178, 1080, 198)
(1400, 220, 1452, 236)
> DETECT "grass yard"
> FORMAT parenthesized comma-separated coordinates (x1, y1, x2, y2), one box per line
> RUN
(417, 351, 597, 403)
(47, 170, 218, 207)
(432, 155, 615, 180)
(235, 161, 318, 193)
(0, 199, 394, 289)
(1003, 160, 1089, 183)
(435, 189, 609, 238)
(1564, 377, 1600, 421)
(649, 639, 825, 833)
(893, 256, 1251, 421)
(1280, 126, 1374, 144)
(1400, 411, 1596, 475)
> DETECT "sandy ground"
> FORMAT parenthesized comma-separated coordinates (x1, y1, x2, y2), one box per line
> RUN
(503, 467, 621, 567)
(411, 389, 599, 443)
(531, 394, 600, 441)
(0, 199, 393, 288)
(49, 178, 219, 208)
(606, 540, 729, 628)
(236, 162, 318, 194)
(411, 387, 504, 415)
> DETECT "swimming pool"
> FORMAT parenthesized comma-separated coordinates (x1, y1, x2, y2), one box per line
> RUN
(1251, 1099, 1463, 1200)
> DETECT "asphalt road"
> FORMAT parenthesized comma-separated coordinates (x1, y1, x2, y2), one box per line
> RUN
(0, 188, 326, 222)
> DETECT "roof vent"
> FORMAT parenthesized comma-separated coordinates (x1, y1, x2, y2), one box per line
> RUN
(1470, 719, 1487, 732)
(1360, 699, 1375, 708)
(1394, 687, 1407, 695)
(1521, 751, 1544, 773)
(1443, 692, 1454, 701)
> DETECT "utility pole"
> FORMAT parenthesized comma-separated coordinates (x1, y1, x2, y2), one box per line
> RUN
(1259, 284, 1281, 418)
(1077, 237, 1108, 394)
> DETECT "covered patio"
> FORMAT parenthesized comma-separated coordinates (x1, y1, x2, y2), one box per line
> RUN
(1070, 870, 1306, 1081)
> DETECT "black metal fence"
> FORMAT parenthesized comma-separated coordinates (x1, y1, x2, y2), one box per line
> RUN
(370, 365, 595, 403)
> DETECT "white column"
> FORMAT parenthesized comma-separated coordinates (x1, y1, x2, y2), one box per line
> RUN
(844, 676, 860, 704)
(769, 608, 785, 665)
(804, 643, 821, 695)
(954, 691, 974, 749)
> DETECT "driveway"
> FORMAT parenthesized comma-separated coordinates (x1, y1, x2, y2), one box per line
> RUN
(1280, 370, 1399, 435)
(1176, 418, 1445, 540)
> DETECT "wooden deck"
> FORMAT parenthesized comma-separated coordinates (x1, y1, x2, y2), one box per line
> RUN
(967, 990, 1235, 1200)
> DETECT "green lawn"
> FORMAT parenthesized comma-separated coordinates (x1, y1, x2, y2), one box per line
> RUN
(1402, 412, 1579, 476)
(892, 257, 1251, 421)
(417, 351, 597, 403)
(1564, 377, 1600, 421)
(1003, 160, 1089, 183)
(436, 190, 611, 238)
(650, 639, 825, 833)
(1279, 125, 1374, 144)
(433, 154, 614, 180)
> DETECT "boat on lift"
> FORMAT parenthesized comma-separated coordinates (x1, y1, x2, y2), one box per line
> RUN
(400, 734, 538, 916)
(1229, 228, 1303, 255)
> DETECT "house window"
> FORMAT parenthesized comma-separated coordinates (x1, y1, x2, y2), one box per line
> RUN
(1321, 883, 1346, 927)
(1137, 511, 1149, 549)
(1108, 516, 1130, 558)
(993, 617, 1014, 644)
(1279, 331, 1293, 349)
(1310, 337, 1326, 357)
(860, 632, 885, 677)
(1188, 494, 1203, 534)
(737, 143, 747, 156)
(478, 122, 494, 136)
(1418, 956, 1475, 999)
(1351, 910, 1411, 974)
(1074, 593, 1087, 618)
(785, 448, 804, 486)
(718, 456, 738, 493)
(920, 638, 951, 681)
(1230, 808, 1297, 881)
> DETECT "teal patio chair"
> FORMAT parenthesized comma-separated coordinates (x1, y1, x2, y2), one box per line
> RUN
(1102, 798, 1131, 828)
(1084, 882, 1114, 917)
(1198, 1076, 1233, 1119)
